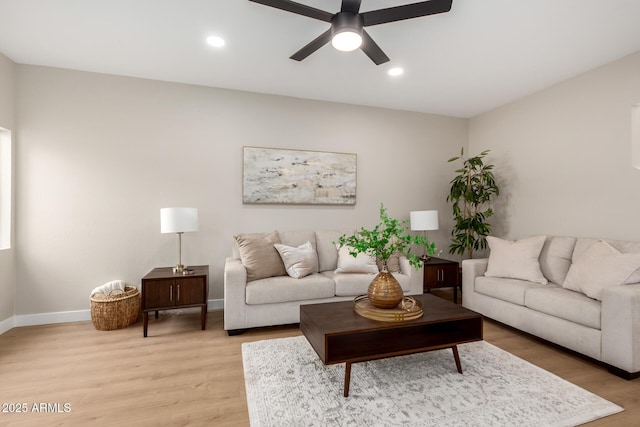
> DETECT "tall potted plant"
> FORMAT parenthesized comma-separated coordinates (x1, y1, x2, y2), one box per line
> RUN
(447, 148, 500, 259)
(338, 204, 435, 308)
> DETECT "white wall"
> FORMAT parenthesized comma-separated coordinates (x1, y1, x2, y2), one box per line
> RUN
(0, 53, 15, 325)
(14, 65, 467, 315)
(469, 51, 640, 242)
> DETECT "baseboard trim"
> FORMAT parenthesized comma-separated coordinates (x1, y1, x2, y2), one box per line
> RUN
(0, 316, 15, 335)
(208, 298, 224, 311)
(14, 309, 92, 327)
(0, 298, 224, 334)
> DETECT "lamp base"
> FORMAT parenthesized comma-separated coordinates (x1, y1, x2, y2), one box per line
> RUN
(173, 265, 194, 275)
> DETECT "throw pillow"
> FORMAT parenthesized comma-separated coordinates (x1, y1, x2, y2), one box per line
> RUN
(274, 241, 319, 279)
(234, 231, 287, 281)
(538, 236, 577, 285)
(626, 268, 640, 285)
(562, 240, 640, 300)
(484, 235, 548, 284)
(334, 245, 379, 274)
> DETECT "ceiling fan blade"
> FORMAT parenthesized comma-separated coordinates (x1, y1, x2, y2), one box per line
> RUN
(249, 0, 333, 22)
(360, 29, 390, 65)
(290, 29, 333, 61)
(341, 0, 362, 14)
(361, 0, 452, 27)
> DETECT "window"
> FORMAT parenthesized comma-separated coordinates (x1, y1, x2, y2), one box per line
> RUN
(0, 127, 11, 250)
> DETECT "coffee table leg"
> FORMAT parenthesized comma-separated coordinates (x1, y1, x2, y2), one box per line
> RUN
(344, 362, 352, 397)
(452, 345, 462, 373)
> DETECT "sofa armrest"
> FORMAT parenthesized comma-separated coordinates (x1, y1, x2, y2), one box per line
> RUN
(399, 256, 423, 295)
(601, 283, 640, 374)
(223, 257, 248, 331)
(461, 258, 488, 309)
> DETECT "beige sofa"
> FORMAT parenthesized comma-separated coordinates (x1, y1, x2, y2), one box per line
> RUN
(224, 229, 422, 335)
(462, 235, 640, 379)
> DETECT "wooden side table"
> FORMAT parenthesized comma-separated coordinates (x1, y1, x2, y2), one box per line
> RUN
(422, 257, 460, 303)
(141, 265, 209, 337)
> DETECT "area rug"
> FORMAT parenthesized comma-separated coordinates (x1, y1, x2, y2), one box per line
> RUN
(242, 336, 623, 426)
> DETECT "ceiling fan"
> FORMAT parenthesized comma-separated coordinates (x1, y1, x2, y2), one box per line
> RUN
(248, 0, 453, 65)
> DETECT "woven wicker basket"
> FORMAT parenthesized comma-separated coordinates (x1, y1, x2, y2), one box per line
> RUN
(90, 286, 141, 331)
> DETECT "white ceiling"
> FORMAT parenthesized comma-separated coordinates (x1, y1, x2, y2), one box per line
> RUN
(1, 0, 640, 118)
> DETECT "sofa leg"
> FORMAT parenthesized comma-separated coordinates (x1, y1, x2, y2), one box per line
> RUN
(607, 366, 640, 380)
(226, 328, 247, 336)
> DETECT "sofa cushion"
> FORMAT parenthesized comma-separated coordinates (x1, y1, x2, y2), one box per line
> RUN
(563, 240, 640, 301)
(245, 273, 335, 304)
(234, 231, 286, 281)
(485, 236, 548, 284)
(323, 271, 410, 296)
(334, 245, 379, 274)
(524, 285, 601, 329)
(539, 236, 576, 285)
(274, 241, 319, 279)
(475, 276, 546, 306)
(315, 230, 346, 272)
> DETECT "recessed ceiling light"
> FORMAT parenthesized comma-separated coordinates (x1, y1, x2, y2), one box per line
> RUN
(388, 67, 404, 77)
(206, 36, 225, 48)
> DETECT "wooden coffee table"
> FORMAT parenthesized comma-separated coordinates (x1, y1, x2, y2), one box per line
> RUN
(300, 293, 483, 397)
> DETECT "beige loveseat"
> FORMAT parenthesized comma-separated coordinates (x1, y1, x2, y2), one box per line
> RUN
(224, 229, 422, 335)
(462, 235, 640, 378)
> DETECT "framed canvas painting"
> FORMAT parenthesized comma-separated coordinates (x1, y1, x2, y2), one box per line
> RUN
(243, 146, 357, 205)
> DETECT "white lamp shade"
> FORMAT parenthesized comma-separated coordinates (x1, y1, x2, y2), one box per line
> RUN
(160, 207, 198, 233)
(410, 210, 439, 231)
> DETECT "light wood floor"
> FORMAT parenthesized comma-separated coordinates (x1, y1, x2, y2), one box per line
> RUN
(0, 291, 638, 426)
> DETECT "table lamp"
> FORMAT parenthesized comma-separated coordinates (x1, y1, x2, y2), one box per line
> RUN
(410, 210, 439, 259)
(161, 207, 198, 273)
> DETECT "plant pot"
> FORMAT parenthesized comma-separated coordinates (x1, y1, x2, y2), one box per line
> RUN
(367, 271, 403, 309)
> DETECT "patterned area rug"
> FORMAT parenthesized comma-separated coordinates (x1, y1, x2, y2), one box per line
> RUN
(242, 336, 623, 426)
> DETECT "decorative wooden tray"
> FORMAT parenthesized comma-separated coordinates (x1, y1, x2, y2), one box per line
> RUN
(353, 295, 423, 322)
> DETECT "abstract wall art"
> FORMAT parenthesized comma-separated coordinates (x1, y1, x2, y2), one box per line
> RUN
(243, 146, 357, 205)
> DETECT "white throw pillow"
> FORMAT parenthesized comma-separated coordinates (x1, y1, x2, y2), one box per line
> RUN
(274, 241, 319, 279)
(484, 236, 548, 284)
(562, 240, 640, 300)
(334, 245, 379, 274)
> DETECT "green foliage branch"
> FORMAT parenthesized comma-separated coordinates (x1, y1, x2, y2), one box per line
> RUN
(337, 204, 437, 271)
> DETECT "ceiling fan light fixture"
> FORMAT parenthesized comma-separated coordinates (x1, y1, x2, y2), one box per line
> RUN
(331, 12, 363, 52)
(249, 0, 453, 65)
(331, 31, 362, 52)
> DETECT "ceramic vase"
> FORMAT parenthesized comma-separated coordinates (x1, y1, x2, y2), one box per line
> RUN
(367, 270, 403, 309)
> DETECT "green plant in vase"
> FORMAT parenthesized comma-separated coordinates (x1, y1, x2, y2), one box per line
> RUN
(338, 204, 436, 308)
(447, 148, 500, 259)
